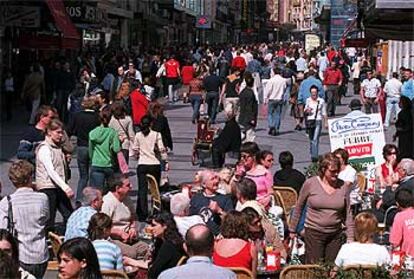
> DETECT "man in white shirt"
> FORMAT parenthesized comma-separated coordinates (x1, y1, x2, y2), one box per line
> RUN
(317, 52, 329, 81)
(360, 70, 382, 114)
(170, 193, 204, 238)
(295, 54, 308, 73)
(264, 67, 287, 136)
(384, 72, 403, 128)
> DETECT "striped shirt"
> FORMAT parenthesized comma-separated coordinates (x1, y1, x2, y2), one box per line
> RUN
(65, 206, 97, 240)
(92, 239, 123, 271)
(0, 188, 49, 264)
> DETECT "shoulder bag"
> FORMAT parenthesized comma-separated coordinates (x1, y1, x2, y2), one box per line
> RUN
(305, 100, 320, 130)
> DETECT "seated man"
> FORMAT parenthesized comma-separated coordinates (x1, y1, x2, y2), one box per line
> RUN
(158, 224, 236, 279)
(101, 173, 148, 259)
(273, 151, 306, 193)
(189, 170, 233, 235)
(211, 105, 241, 169)
(390, 189, 414, 257)
(170, 193, 204, 238)
(64, 187, 103, 240)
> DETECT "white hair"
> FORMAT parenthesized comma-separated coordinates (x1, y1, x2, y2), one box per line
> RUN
(170, 193, 190, 216)
(399, 159, 414, 176)
(82, 187, 102, 206)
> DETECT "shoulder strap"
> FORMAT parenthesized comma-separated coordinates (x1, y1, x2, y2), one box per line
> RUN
(314, 101, 320, 120)
(116, 119, 129, 138)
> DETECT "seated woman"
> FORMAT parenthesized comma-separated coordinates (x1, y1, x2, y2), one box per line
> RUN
(124, 212, 185, 279)
(88, 213, 123, 271)
(213, 211, 258, 278)
(335, 212, 390, 267)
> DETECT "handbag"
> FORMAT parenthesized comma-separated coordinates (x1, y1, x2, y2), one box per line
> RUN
(6, 196, 18, 239)
(305, 101, 320, 130)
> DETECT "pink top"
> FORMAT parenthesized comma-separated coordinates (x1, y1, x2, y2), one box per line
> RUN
(245, 165, 273, 206)
(390, 208, 414, 257)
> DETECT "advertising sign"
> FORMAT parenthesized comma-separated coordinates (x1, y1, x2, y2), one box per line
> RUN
(0, 6, 40, 28)
(328, 113, 386, 191)
(305, 33, 320, 53)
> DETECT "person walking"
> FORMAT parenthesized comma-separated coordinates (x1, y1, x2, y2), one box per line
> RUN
(164, 54, 181, 103)
(360, 70, 382, 114)
(384, 72, 403, 128)
(239, 74, 258, 142)
(203, 68, 221, 123)
(188, 72, 205, 124)
(21, 65, 45, 125)
(305, 86, 328, 162)
(220, 67, 242, 118)
(323, 61, 343, 117)
(35, 119, 74, 233)
(131, 115, 168, 222)
(264, 67, 287, 136)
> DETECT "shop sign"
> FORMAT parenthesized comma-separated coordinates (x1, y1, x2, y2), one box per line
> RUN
(65, 5, 107, 24)
(328, 113, 386, 192)
(305, 33, 320, 52)
(0, 6, 40, 28)
(196, 16, 212, 29)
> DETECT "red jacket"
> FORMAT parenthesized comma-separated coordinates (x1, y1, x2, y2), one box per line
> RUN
(165, 59, 180, 78)
(232, 56, 246, 71)
(323, 67, 343, 85)
(130, 89, 149, 125)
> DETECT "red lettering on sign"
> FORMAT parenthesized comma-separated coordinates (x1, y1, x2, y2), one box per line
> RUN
(345, 143, 373, 157)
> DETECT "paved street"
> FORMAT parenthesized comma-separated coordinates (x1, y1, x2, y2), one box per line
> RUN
(0, 85, 394, 198)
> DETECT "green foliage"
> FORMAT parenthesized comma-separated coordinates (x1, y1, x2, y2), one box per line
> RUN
(304, 161, 319, 178)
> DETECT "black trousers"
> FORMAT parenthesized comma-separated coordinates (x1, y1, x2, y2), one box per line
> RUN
(136, 164, 161, 221)
(39, 187, 73, 234)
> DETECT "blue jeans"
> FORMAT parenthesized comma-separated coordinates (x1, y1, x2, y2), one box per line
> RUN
(189, 95, 202, 122)
(206, 91, 219, 123)
(90, 166, 114, 191)
(76, 146, 90, 200)
(308, 120, 323, 160)
(267, 100, 285, 130)
(385, 96, 401, 127)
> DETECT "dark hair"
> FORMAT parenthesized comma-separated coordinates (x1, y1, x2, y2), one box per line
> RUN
(400, 96, 412, 111)
(149, 101, 165, 119)
(236, 178, 257, 200)
(382, 144, 398, 160)
(139, 115, 153, 136)
(273, 67, 282, 75)
(240, 142, 260, 157)
(392, 72, 399, 79)
(150, 212, 184, 252)
(244, 72, 254, 87)
(241, 207, 260, 224)
(107, 173, 128, 193)
(58, 238, 102, 279)
(220, 211, 250, 240)
(99, 106, 112, 127)
(310, 85, 319, 92)
(279, 151, 294, 168)
(333, 148, 349, 165)
(111, 101, 126, 120)
(185, 224, 214, 256)
(35, 105, 54, 123)
(0, 229, 19, 263)
(395, 189, 414, 208)
(0, 250, 19, 279)
(257, 150, 273, 164)
(88, 213, 112, 241)
(318, 153, 340, 178)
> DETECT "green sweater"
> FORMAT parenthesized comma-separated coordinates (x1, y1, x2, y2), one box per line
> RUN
(89, 126, 121, 168)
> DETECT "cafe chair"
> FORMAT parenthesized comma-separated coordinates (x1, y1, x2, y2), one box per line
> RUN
(279, 264, 321, 279)
(101, 270, 129, 279)
(176, 255, 188, 266)
(228, 267, 253, 279)
(384, 205, 398, 228)
(146, 174, 162, 213)
(48, 231, 63, 259)
(273, 186, 298, 215)
(343, 264, 379, 278)
(273, 190, 287, 216)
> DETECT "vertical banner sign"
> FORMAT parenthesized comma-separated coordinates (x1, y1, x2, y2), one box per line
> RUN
(328, 113, 386, 192)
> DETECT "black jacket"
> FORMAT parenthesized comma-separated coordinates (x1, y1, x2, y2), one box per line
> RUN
(239, 87, 258, 128)
(152, 115, 173, 151)
(213, 117, 241, 153)
(273, 168, 306, 194)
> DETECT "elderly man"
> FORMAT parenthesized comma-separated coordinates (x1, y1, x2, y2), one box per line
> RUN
(158, 224, 236, 279)
(170, 193, 204, 238)
(189, 170, 233, 235)
(378, 159, 414, 225)
(0, 160, 49, 279)
(64, 187, 103, 240)
(101, 173, 148, 259)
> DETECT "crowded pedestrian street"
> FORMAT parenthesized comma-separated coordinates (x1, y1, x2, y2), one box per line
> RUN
(1, 1, 414, 279)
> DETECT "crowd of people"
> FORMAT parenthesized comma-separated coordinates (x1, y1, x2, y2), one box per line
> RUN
(0, 41, 413, 279)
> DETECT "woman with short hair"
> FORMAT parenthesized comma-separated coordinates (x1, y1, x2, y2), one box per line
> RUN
(212, 211, 257, 278)
(289, 153, 354, 264)
(335, 212, 390, 267)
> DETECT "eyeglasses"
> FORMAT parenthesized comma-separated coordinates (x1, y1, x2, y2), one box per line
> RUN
(240, 154, 252, 160)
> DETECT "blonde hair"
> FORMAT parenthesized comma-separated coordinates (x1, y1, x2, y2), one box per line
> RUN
(354, 212, 378, 243)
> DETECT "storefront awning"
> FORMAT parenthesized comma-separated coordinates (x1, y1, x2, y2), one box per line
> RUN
(45, 0, 80, 40)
